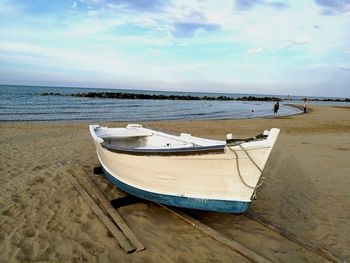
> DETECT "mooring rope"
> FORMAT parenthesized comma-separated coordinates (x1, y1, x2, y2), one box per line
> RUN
(227, 143, 266, 189)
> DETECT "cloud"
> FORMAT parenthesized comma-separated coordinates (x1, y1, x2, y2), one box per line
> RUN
(99, 0, 167, 12)
(284, 36, 310, 49)
(314, 0, 350, 15)
(234, 0, 288, 11)
(171, 22, 220, 38)
(0, 0, 21, 16)
(268, 1, 289, 9)
(336, 64, 350, 71)
(292, 38, 309, 45)
(0, 40, 162, 80)
(247, 47, 263, 55)
(308, 63, 350, 70)
(235, 0, 262, 10)
(14, 0, 73, 15)
(168, 10, 221, 38)
(307, 63, 329, 69)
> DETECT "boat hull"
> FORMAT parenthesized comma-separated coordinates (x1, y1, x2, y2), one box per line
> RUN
(89, 125, 280, 214)
(101, 165, 251, 213)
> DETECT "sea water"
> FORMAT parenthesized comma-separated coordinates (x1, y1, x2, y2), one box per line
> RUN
(0, 85, 347, 122)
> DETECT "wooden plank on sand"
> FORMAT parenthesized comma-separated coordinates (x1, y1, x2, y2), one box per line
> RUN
(66, 173, 136, 254)
(246, 212, 341, 263)
(160, 205, 271, 263)
(78, 172, 145, 252)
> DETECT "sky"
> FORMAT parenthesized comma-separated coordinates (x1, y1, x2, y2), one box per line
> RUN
(0, 0, 349, 97)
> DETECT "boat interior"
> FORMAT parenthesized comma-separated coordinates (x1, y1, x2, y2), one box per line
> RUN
(93, 124, 225, 150)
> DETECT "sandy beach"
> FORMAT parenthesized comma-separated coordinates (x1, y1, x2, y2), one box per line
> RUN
(0, 104, 349, 262)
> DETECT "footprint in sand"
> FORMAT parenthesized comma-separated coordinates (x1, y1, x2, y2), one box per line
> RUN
(27, 176, 46, 187)
(23, 228, 36, 238)
(87, 246, 105, 256)
(10, 233, 21, 244)
(32, 164, 49, 171)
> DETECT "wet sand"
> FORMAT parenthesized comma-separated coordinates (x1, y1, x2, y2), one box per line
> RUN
(0, 105, 349, 262)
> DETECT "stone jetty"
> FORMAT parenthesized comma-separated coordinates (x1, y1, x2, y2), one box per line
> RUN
(37, 92, 349, 102)
(37, 92, 282, 101)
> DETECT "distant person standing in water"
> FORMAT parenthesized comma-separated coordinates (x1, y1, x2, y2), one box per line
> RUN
(273, 101, 280, 116)
(304, 99, 308, 113)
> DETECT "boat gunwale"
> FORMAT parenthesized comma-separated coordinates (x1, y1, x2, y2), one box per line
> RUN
(100, 142, 225, 156)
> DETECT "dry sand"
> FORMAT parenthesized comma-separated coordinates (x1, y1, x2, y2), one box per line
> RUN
(0, 105, 349, 262)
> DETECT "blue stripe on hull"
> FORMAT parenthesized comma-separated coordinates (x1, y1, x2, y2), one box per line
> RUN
(102, 166, 251, 214)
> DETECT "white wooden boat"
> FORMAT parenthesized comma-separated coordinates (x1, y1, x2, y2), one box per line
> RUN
(89, 124, 280, 213)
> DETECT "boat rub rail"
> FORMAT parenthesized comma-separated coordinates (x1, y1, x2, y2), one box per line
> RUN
(100, 142, 225, 156)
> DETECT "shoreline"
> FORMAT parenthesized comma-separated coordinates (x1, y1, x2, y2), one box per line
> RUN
(285, 103, 314, 114)
(0, 104, 349, 262)
(0, 104, 303, 125)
